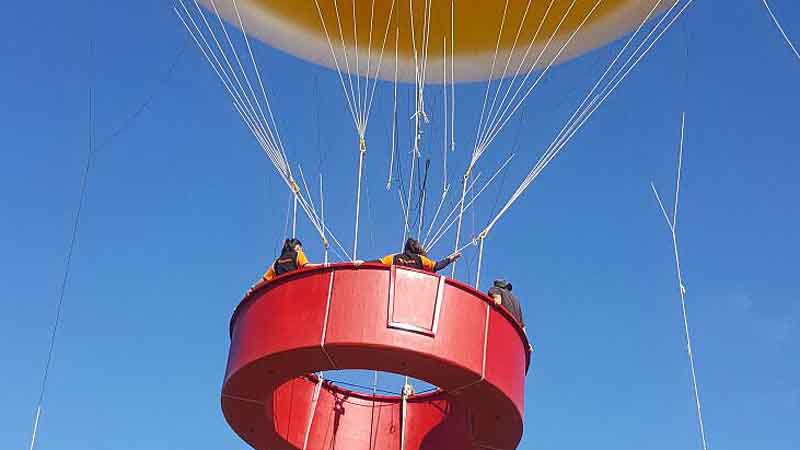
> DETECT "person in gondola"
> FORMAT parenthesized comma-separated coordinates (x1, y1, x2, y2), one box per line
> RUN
(488, 279, 525, 329)
(371, 238, 461, 273)
(248, 238, 311, 295)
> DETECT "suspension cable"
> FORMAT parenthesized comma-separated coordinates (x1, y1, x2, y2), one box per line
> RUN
(29, 3, 96, 448)
(476, 0, 695, 242)
(650, 113, 709, 450)
(761, 0, 800, 61)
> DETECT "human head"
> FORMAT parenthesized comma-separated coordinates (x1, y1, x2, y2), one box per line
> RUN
(493, 279, 512, 291)
(282, 238, 303, 254)
(404, 238, 427, 256)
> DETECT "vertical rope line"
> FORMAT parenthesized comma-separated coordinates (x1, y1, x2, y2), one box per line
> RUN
(354, 147, 366, 260)
(651, 113, 709, 450)
(29, 3, 96, 448)
(387, 26, 400, 190)
(450, 0, 456, 154)
(319, 175, 329, 264)
(292, 194, 298, 238)
(475, 237, 485, 288)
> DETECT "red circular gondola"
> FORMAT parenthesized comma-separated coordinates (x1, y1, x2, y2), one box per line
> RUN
(222, 263, 531, 450)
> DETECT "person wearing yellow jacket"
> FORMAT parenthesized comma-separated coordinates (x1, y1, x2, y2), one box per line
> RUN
(372, 238, 461, 273)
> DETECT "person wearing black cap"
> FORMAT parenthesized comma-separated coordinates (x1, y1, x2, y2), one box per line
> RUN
(260, 238, 311, 283)
(488, 279, 524, 329)
(372, 238, 461, 273)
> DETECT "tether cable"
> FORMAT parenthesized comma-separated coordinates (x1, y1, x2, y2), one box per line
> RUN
(29, 2, 97, 449)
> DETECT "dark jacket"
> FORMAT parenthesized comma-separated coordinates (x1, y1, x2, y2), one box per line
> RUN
(488, 286, 524, 328)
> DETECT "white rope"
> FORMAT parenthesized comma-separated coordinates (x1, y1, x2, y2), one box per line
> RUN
(363, 0, 397, 131)
(176, 0, 293, 185)
(178, 1, 340, 255)
(479, 0, 605, 154)
(475, 237, 486, 288)
(450, 0, 456, 155)
(228, 0, 290, 160)
(762, 0, 800, 61)
(474, 0, 558, 158)
(354, 142, 366, 260)
(479, 0, 695, 240)
(425, 172, 484, 250)
(319, 175, 329, 264)
(650, 113, 709, 450)
(543, 0, 668, 171)
(292, 194, 298, 238)
(177, 2, 284, 172)
(478, 0, 535, 148)
(427, 154, 515, 251)
(475, 0, 512, 151)
(387, 26, 400, 190)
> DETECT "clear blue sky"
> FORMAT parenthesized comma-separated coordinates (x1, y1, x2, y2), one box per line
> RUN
(2, 1, 798, 449)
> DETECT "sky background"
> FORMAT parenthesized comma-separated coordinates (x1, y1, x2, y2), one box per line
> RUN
(1, 1, 799, 449)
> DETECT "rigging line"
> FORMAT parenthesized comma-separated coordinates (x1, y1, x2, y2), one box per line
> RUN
(331, 0, 363, 131)
(450, 0, 456, 154)
(353, 0, 363, 126)
(229, 0, 290, 160)
(284, 191, 292, 239)
(480, 0, 604, 154)
(650, 113, 709, 450)
(443, 36, 449, 193)
(176, 2, 272, 152)
(475, 0, 558, 156)
(387, 26, 400, 190)
(363, 0, 377, 129)
(483, 0, 695, 239)
(354, 142, 367, 260)
(550, 0, 679, 153)
(29, 5, 96, 448)
(193, 0, 281, 154)
(544, 0, 688, 170)
(96, 38, 190, 150)
(428, 156, 516, 250)
(213, 0, 282, 148)
(292, 195, 298, 238)
(479, 0, 535, 149)
(424, 185, 453, 244)
(319, 175, 329, 265)
(176, 3, 288, 177)
(419, 0, 435, 89)
(541, 0, 668, 168)
(761, 0, 800, 61)
(298, 165, 318, 222)
(415, 160, 432, 237)
(475, 237, 486, 288)
(312, 0, 360, 129)
(427, 155, 515, 250)
(182, 4, 333, 245)
(475, 0, 512, 154)
(363, 0, 398, 132)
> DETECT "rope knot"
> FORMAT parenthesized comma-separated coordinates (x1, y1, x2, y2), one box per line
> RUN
(359, 135, 367, 153)
(289, 179, 300, 194)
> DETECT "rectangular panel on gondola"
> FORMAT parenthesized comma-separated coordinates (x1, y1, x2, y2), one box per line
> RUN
(387, 267, 444, 336)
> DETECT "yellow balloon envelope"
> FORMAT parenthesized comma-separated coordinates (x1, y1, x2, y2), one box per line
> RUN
(201, 0, 666, 82)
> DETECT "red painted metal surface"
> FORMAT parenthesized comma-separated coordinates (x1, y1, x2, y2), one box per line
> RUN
(222, 263, 532, 450)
